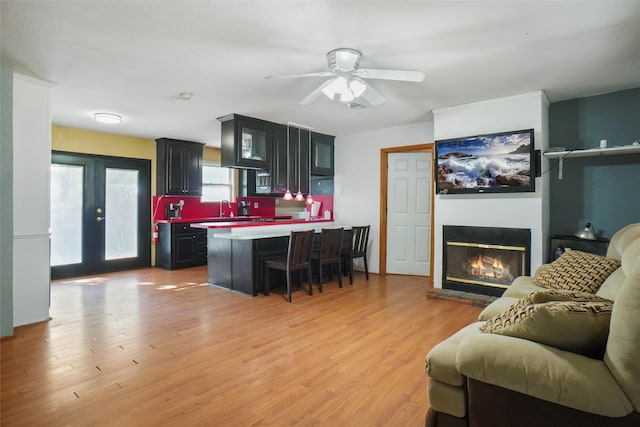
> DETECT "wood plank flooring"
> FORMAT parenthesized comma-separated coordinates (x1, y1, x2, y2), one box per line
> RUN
(1, 266, 481, 426)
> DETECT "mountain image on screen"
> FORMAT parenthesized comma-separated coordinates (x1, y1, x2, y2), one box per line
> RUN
(436, 130, 533, 191)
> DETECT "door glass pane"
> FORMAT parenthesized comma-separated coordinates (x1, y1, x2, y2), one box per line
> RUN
(105, 168, 138, 260)
(50, 164, 83, 266)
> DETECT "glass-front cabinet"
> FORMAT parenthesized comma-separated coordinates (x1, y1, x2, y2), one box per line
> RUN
(219, 114, 270, 170)
(311, 132, 334, 176)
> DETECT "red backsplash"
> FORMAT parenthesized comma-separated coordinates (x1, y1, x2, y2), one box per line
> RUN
(152, 196, 237, 222)
(235, 197, 276, 217)
(153, 195, 334, 222)
(307, 195, 334, 219)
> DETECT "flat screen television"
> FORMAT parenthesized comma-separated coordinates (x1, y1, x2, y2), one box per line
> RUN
(435, 128, 535, 195)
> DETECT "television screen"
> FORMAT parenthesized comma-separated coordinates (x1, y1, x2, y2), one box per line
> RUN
(435, 128, 535, 195)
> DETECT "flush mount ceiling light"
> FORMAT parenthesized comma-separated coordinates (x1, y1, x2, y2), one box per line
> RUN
(94, 113, 122, 124)
(179, 92, 193, 100)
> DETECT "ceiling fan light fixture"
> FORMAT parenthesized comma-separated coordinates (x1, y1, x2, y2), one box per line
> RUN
(349, 78, 367, 97)
(340, 90, 355, 103)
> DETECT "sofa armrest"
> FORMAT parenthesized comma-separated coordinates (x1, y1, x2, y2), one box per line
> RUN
(455, 333, 633, 417)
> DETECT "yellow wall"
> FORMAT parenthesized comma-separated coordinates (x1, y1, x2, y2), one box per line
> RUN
(51, 125, 222, 265)
(52, 125, 158, 192)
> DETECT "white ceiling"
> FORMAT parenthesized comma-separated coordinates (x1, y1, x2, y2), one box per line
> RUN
(2, 1, 639, 147)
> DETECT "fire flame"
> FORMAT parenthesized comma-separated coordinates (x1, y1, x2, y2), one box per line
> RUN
(469, 253, 505, 279)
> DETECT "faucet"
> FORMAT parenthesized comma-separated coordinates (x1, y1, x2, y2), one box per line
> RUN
(220, 200, 231, 217)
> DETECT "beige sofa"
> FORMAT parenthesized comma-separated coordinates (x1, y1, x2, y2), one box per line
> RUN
(425, 223, 640, 427)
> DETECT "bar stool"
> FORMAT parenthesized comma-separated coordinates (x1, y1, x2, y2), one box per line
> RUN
(264, 230, 314, 303)
(311, 227, 343, 292)
(341, 225, 370, 285)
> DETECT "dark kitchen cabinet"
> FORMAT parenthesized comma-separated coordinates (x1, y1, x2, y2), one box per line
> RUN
(156, 138, 203, 196)
(288, 126, 310, 194)
(245, 125, 310, 196)
(219, 114, 271, 170)
(311, 132, 334, 176)
(157, 223, 207, 270)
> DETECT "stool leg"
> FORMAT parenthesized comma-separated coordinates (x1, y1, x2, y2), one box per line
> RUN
(264, 265, 270, 296)
(287, 271, 292, 303)
(337, 261, 342, 288)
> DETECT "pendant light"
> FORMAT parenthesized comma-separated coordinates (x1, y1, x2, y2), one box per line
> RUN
(295, 127, 304, 201)
(306, 128, 314, 206)
(283, 123, 293, 200)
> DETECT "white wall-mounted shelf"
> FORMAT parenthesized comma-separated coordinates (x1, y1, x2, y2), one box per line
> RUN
(543, 144, 640, 179)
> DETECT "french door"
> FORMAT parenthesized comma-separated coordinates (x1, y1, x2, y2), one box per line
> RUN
(50, 152, 151, 279)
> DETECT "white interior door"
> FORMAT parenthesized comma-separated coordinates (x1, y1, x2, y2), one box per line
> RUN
(386, 152, 432, 275)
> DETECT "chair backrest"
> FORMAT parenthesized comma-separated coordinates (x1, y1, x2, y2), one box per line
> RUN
(319, 228, 343, 260)
(350, 226, 370, 257)
(287, 230, 314, 268)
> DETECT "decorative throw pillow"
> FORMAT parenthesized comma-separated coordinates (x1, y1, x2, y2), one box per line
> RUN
(480, 299, 613, 355)
(526, 289, 613, 305)
(534, 250, 621, 293)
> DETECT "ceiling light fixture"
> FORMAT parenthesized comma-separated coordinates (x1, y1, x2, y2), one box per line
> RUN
(283, 123, 293, 200)
(321, 76, 367, 103)
(295, 127, 304, 201)
(94, 113, 122, 124)
(179, 92, 193, 100)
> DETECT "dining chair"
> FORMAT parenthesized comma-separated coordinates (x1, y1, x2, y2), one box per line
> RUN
(311, 227, 343, 292)
(264, 230, 314, 302)
(341, 225, 370, 285)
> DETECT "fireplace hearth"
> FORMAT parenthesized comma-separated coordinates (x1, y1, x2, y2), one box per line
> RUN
(443, 226, 531, 297)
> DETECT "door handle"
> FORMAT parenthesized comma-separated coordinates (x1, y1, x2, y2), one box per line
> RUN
(96, 216, 105, 222)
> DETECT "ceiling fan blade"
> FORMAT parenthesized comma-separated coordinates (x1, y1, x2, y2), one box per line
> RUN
(360, 83, 386, 106)
(266, 72, 334, 80)
(299, 79, 335, 105)
(354, 68, 425, 82)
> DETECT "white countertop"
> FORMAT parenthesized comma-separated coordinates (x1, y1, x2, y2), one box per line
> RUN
(209, 222, 352, 240)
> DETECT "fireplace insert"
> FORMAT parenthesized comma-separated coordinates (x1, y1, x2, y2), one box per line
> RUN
(443, 225, 531, 297)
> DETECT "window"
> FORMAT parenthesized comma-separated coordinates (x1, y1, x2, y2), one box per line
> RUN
(201, 164, 232, 202)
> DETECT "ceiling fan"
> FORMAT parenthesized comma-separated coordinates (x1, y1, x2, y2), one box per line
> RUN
(266, 48, 425, 107)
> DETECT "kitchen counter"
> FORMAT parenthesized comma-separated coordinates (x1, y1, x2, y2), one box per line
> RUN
(200, 220, 347, 296)
(155, 215, 292, 224)
(191, 218, 332, 231)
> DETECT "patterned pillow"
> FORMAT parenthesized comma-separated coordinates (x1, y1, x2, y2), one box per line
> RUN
(526, 289, 612, 305)
(534, 250, 621, 293)
(480, 299, 613, 355)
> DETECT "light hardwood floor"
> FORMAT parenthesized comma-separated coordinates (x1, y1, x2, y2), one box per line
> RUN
(1, 266, 481, 426)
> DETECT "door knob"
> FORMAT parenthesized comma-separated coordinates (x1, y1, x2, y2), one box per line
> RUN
(96, 216, 105, 222)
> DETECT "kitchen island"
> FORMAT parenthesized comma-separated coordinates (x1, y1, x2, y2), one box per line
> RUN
(192, 220, 342, 296)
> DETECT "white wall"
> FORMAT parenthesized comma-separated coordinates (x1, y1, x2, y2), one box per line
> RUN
(334, 121, 434, 273)
(432, 91, 550, 288)
(13, 74, 52, 326)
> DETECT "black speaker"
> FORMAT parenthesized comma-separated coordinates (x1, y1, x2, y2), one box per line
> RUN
(534, 149, 541, 177)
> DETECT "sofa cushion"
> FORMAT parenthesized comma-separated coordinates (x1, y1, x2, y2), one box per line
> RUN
(425, 322, 483, 387)
(428, 380, 468, 418)
(502, 275, 545, 298)
(480, 299, 613, 355)
(478, 296, 520, 321)
(534, 250, 621, 293)
(595, 267, 625, 300)
(605, 240, 640, 411)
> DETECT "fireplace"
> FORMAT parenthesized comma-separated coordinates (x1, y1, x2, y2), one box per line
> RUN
(443, 226, 531, 297)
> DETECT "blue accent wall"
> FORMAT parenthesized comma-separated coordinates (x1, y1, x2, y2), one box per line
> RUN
(549, 87, 640, 240)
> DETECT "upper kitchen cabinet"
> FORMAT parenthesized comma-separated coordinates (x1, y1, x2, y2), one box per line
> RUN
(218, 114, 271, 170)
(156, 138, 203, 196)
(311, 132, 334, 176)
(288, 126, 310, 194)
